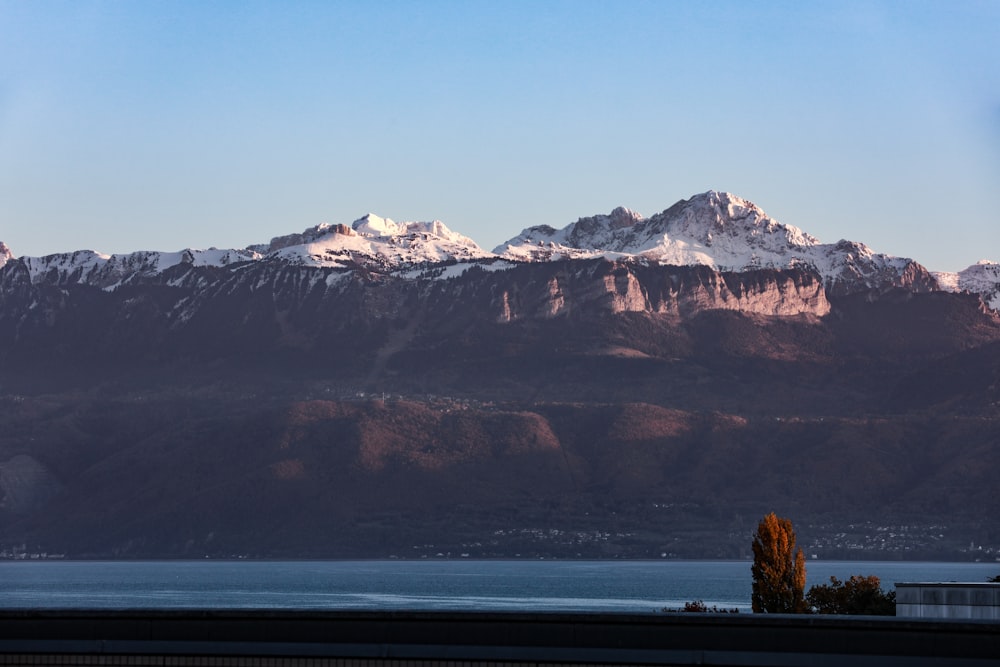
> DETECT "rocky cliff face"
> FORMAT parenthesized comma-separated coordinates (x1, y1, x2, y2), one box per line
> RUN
(0, 257, 833, 374)
(489, 261, 830, 321)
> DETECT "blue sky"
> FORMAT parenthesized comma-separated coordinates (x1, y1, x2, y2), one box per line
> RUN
(1, 1, 997, 272)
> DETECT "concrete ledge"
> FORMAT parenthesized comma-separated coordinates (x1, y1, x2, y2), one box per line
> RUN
(0, 610, 998, 666)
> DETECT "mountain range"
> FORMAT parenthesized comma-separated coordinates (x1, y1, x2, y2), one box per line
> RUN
(1, 191, 998, 559)
(2, 191, 997, 305)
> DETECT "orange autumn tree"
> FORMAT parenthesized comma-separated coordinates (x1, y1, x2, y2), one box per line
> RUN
(751, 512, 807, 613)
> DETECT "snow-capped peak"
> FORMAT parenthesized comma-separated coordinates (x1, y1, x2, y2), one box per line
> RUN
(495, 191, 818, 261)
(259, 223, 354, 253)
(0, 193, 958, 300)
(351, 214, 478, 247)
(264, 214, 493, 270)
(497, 190, 935, 296)
(352, 213, 403, 236)
(607, 206, 644, 229)
(1, 212, 500, 288)
(651, 190, 821, 251)
(934, 260, 1000, 311)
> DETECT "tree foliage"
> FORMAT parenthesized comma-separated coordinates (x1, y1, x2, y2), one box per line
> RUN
(806, 575, 896, 615)
(751, 512, 807, 613)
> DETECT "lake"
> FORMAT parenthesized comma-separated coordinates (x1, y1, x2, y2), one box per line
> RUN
(0, 560, 995, 612)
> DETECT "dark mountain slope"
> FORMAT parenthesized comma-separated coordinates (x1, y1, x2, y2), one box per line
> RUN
(3, 393, 998, 559)
(1, 256, 999, 558)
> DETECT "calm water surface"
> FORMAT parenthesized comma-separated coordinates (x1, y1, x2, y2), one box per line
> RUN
(0, 560, 995, 612)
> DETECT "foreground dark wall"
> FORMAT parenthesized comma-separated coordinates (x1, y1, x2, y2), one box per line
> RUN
(0, 610, 998, 666)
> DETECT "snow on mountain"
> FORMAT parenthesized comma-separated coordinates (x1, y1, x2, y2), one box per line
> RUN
(0, 242, 12, 269)
(935, 260, 1000, 311)
(0, 193, 951, 299)
(496, 191, 936, 296)
(259, 215, 493, 270)
(16, 247, 262, 289)
(4, 215, 494, 288)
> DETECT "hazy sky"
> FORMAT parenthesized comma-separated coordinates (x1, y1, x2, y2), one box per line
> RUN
(1, 1, 997, 272)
